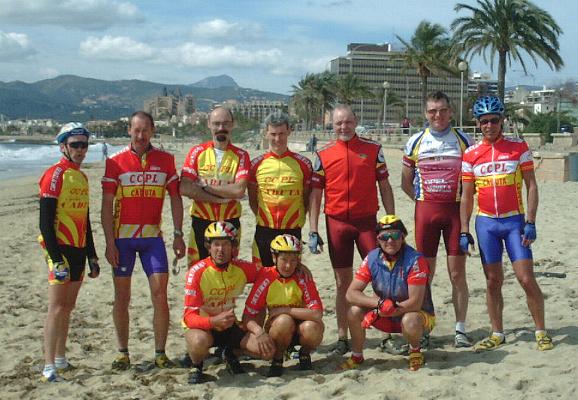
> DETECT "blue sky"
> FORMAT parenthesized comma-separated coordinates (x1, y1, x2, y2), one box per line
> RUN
(0, 0, 576, 94)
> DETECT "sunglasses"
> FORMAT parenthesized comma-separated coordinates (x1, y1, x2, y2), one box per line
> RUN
(426, 108, 450, 115)
(377, 231, 402, 241)
(67, 141, 89, 149)
(479, 117, 501, 126)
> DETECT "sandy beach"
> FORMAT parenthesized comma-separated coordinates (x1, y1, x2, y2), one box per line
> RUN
(0, 139, 576, 400)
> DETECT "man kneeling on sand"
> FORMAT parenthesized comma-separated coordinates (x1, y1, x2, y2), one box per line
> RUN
(243, 234, 324, 377)
(340, 215, 435, 371)
(182, 221, 274, 384)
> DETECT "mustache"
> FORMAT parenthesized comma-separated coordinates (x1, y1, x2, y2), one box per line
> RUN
(217, 130, 229, 135)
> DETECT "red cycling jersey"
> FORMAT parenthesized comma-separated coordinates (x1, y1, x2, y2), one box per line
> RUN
(462, 136, 534, 218)
(101, 145, 179, 238)
(181, 141, 251, 221)
(243, 267, 323, 317)
(311, 135, 389, 220)
(183, 257, 259, 330)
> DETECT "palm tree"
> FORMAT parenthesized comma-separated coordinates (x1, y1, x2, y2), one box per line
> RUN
(311, 71, 337, 130)
(451, 0, 563, 101)
(332, 73, 372, 105)
(291, 73, 321, 130)
(372, 86, 405, 125)
(396, 21, 454, 110)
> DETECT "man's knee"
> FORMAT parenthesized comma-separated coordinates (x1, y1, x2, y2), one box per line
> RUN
(185, 330, 212, 353)
(269, 314, 296, 339)
(299, 321, 324, 347)
(401, 313, 424, 336)
(348, 305, 365, 321)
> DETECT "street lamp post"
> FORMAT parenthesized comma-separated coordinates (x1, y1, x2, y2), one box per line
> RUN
(382, 81, 390, 132)
(458, 61, 468, 128)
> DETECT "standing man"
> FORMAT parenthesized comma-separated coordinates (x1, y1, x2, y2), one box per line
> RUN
(180, 106, 251, 267)
(101, 111, 186, 370)
(460, 96, 554, 352)
(401, 91, 474, 347)
(309, 104, 395, 355)
(249, 111, 312, 267)
(39, 123, 100, 382)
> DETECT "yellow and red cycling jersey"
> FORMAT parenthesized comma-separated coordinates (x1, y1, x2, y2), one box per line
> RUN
(243, 267, 323, 318)
(39, 157, 89, 248)
(181, 141, 250, 220)
(250, 151, 312, 229)
(101, 145, 179, 239)
(462, 136, 534, 218)
(183, 257, 259, 330)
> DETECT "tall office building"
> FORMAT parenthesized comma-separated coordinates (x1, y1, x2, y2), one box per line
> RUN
(330, 43, 464, 126)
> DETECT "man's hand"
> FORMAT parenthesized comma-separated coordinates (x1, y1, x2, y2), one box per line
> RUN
(522, 222, 536, 247)
(459, 232, 475, 256)
(255, 332, 276, 359)
(378, 298, 397, 317)
(173, 236, 186, 259)
(308, 232, 324, 254)
(298, 263, 314, 282)
(105, 243, 119, 267)
(210, 309, 236, 331)
(88, 258, 100, 278)
(361, 310, 378, 329)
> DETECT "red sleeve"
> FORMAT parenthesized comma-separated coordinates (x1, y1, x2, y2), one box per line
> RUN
(407, 256, 430, 286)
(300, 157, 313, 186)
(354, 256, 372, 283)
(402, 155, 416, 168)
(165, 154, 180, 196)
(235, 150, 251, 181)
(249, 156, 261, 184)
(297, 271, 323, 311)
(182, 262, 213, 330)
(39, 164, 64, 199)
(236, 258, 260, 283)
(243, 268, 273, 317)
(181, 146, 200, 181)
(101, 157, 119, 194)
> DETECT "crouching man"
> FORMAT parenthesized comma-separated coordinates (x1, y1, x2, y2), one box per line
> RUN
(243, 234, 324, 377)
(182, 221, 274, 384)
(341, 215, 435, 371)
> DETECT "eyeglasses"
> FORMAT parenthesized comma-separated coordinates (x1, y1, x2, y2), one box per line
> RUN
(67, 141, 89, 149)
(479, 117, 501, 126)
(426, 108, 450, 115)
(210, 121, 233, 128)
(377, 231, 402, 241)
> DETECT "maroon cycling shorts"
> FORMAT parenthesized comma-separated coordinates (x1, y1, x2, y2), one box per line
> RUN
(326, 214, 377, 269)
(414, 201, 463, 258)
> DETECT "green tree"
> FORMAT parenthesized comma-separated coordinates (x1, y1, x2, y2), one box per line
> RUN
(332, 73, 372, 105)
(451, 0, 563, 101)
(396, 21, 454, 110)
(524, 111, 576, 142)
(372, 86, 405, 125)
(291, 73, 321, 130)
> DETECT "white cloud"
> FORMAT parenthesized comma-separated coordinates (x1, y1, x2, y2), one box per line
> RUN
(0, 31, 35, 59)
(0, 0, 143, 30)
(162, 42, 282, 68)
(80, 35, 154, 60)
(191, 19, 263, 41)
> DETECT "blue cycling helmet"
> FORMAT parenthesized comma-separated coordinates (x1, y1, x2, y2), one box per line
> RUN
(56, 122, 91, 144)
(473, 96, 505, 119)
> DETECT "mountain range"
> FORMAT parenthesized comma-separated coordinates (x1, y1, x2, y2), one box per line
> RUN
(0, 74, 289, 122)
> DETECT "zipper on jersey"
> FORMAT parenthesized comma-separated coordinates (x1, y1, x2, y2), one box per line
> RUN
(346, 140, 350, 220)
(491, 143, 499, 216)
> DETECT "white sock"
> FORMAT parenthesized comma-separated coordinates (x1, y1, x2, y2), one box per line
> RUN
(492, 332, 505, 342)
(535, 330, 546, 338)
(55, 356, 68, 369)
(456, 322, 466, 333)
(43, 364, 56, 378)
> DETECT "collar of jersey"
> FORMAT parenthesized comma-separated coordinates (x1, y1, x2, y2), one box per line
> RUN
(129, 143, 153, 155)
(268, 150, 292, 158)
(59, 156, 80, 170)
(207, 257, 230, 270)
(426, 126, 452, 137)
(481, 133, 505, 145)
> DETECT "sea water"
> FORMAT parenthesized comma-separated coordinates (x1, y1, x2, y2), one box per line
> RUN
(0, 141, 124, 180)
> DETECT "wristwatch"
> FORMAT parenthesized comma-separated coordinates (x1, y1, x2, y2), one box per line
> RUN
(173, 229, 184, 237)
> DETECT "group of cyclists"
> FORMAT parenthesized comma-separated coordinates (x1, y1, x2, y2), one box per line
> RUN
(38, 92, 554, 385)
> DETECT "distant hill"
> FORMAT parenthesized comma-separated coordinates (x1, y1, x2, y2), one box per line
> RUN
(190, 75, 239, 89)
(0, 74, 289, 121)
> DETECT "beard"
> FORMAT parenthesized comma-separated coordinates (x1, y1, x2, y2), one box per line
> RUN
(215, 130, 229, 142)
